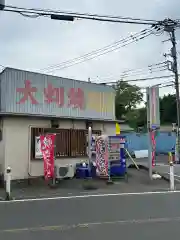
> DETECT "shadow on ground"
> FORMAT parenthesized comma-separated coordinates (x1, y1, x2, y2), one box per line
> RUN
(0, 167, 172, 200)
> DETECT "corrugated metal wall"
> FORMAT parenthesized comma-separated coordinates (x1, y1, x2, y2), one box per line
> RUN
(122, 132, 176, 154)
(0, 68, 115, 120)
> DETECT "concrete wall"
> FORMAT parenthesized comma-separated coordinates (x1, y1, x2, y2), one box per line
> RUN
(2, 117, 116, 180)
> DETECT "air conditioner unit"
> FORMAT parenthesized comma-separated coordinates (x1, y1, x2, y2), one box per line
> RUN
(54, 164, 75, 179)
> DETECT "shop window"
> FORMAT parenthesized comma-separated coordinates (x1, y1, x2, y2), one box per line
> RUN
(30, 127, 101, 159)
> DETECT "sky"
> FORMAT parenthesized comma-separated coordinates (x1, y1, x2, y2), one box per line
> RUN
(0, 0, 180, 101)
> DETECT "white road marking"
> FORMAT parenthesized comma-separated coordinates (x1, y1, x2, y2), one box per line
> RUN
(0, 190, 180, 204)
(1, 216, 180, 233)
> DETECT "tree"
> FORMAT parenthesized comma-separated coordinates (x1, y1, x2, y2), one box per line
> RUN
(160, 94, 176, 124)
(113, 80, 143, 119)
(125, 94, 177, 129)
(126, 107, 147, 130)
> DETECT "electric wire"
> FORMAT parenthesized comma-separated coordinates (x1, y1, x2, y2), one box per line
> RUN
(2, 5, 172, 75)
(107, 67, 168, 81)
(140, 81, 174, 89)
(5, 5, 180, 29)
(5, 5, 159, 25)
(41, 28, 158, 73)
(41, 28, 153, 72)
(159, 84, 174, 88)
(99, 74, 175, 84)
(2, 5, 179, 88)
(121, 66, 167, 77)
(43, 35, 153, 72)
(3, 8, 157, 25)
(106, 63, 168, 80)
(121, 61, 167, 74)
(93, 61, 169, 82)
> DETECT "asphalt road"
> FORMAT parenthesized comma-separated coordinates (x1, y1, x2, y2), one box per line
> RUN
(1, 191, 180, 239)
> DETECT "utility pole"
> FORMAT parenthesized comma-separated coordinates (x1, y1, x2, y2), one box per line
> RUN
(0, 0, 5, 10)
(164, 19, 180, 163)
(172, 29, 180, 164)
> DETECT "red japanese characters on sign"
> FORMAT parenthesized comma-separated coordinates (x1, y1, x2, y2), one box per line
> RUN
(16, 80, 85, 109)
(68, 88, 85, 110)
(16, 80, 38, 104)
(44, 84, 64, 107)
(40, 134, 55, 180)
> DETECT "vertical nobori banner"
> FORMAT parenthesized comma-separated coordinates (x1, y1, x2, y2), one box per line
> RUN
(96, 136, 108, 177)
(40, 134, 56, 180)
(146, 86, 160, 169)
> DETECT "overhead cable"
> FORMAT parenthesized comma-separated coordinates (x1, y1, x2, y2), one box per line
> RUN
(4, 5, 159, 25)
(41, 28, 159, 73)
(99, 61, 168, 81)
(99, 74, 175, 84)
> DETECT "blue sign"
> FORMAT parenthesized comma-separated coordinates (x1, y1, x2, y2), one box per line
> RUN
(151, 124, 159, 130)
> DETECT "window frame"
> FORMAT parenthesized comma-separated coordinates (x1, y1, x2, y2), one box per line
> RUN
(30, 127, 101, 160)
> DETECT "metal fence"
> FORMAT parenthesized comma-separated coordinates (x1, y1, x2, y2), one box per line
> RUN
(31, 127, 101, 159)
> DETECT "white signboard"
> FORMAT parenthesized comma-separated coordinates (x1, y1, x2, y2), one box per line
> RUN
(146, 86, 160, 129)
(35, 136, 43, 159)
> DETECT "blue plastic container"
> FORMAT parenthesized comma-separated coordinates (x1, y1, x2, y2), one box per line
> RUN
(75, 163, 90, 179)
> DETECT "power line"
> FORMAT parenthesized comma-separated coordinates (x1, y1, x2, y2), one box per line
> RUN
(3, 8, 157, 25)
(99, 74, 175, 84)
(120, 67, 168, 79)
(98, 61, 168, 81)
(41, 28, 158, 73)
(6, 5, 157, 22)
(4, 5, 159, 25)
(41, 30, 149, 72)
(159, 83, 174, 88)
(1, 5, 164, 74)
(140, 81, 174, 89)
(120, 61, 167, 75)
(1, 5, 179, 94)
(98, 68, 168, 82)
(4, 5, 180, 31)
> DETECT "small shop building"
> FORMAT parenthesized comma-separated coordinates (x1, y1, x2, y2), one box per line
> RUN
(0, 67, 126, 180)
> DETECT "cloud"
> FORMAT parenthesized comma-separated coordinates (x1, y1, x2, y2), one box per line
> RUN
(0, 0, 179, 98)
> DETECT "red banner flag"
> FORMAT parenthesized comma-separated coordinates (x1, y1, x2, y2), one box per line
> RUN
(40, 134, 56, 180)
(151, 131, 156, 167)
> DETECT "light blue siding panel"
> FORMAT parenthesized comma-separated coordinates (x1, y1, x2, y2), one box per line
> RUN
(122, 132, 176, 154)
(0, 68, 115, 120)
